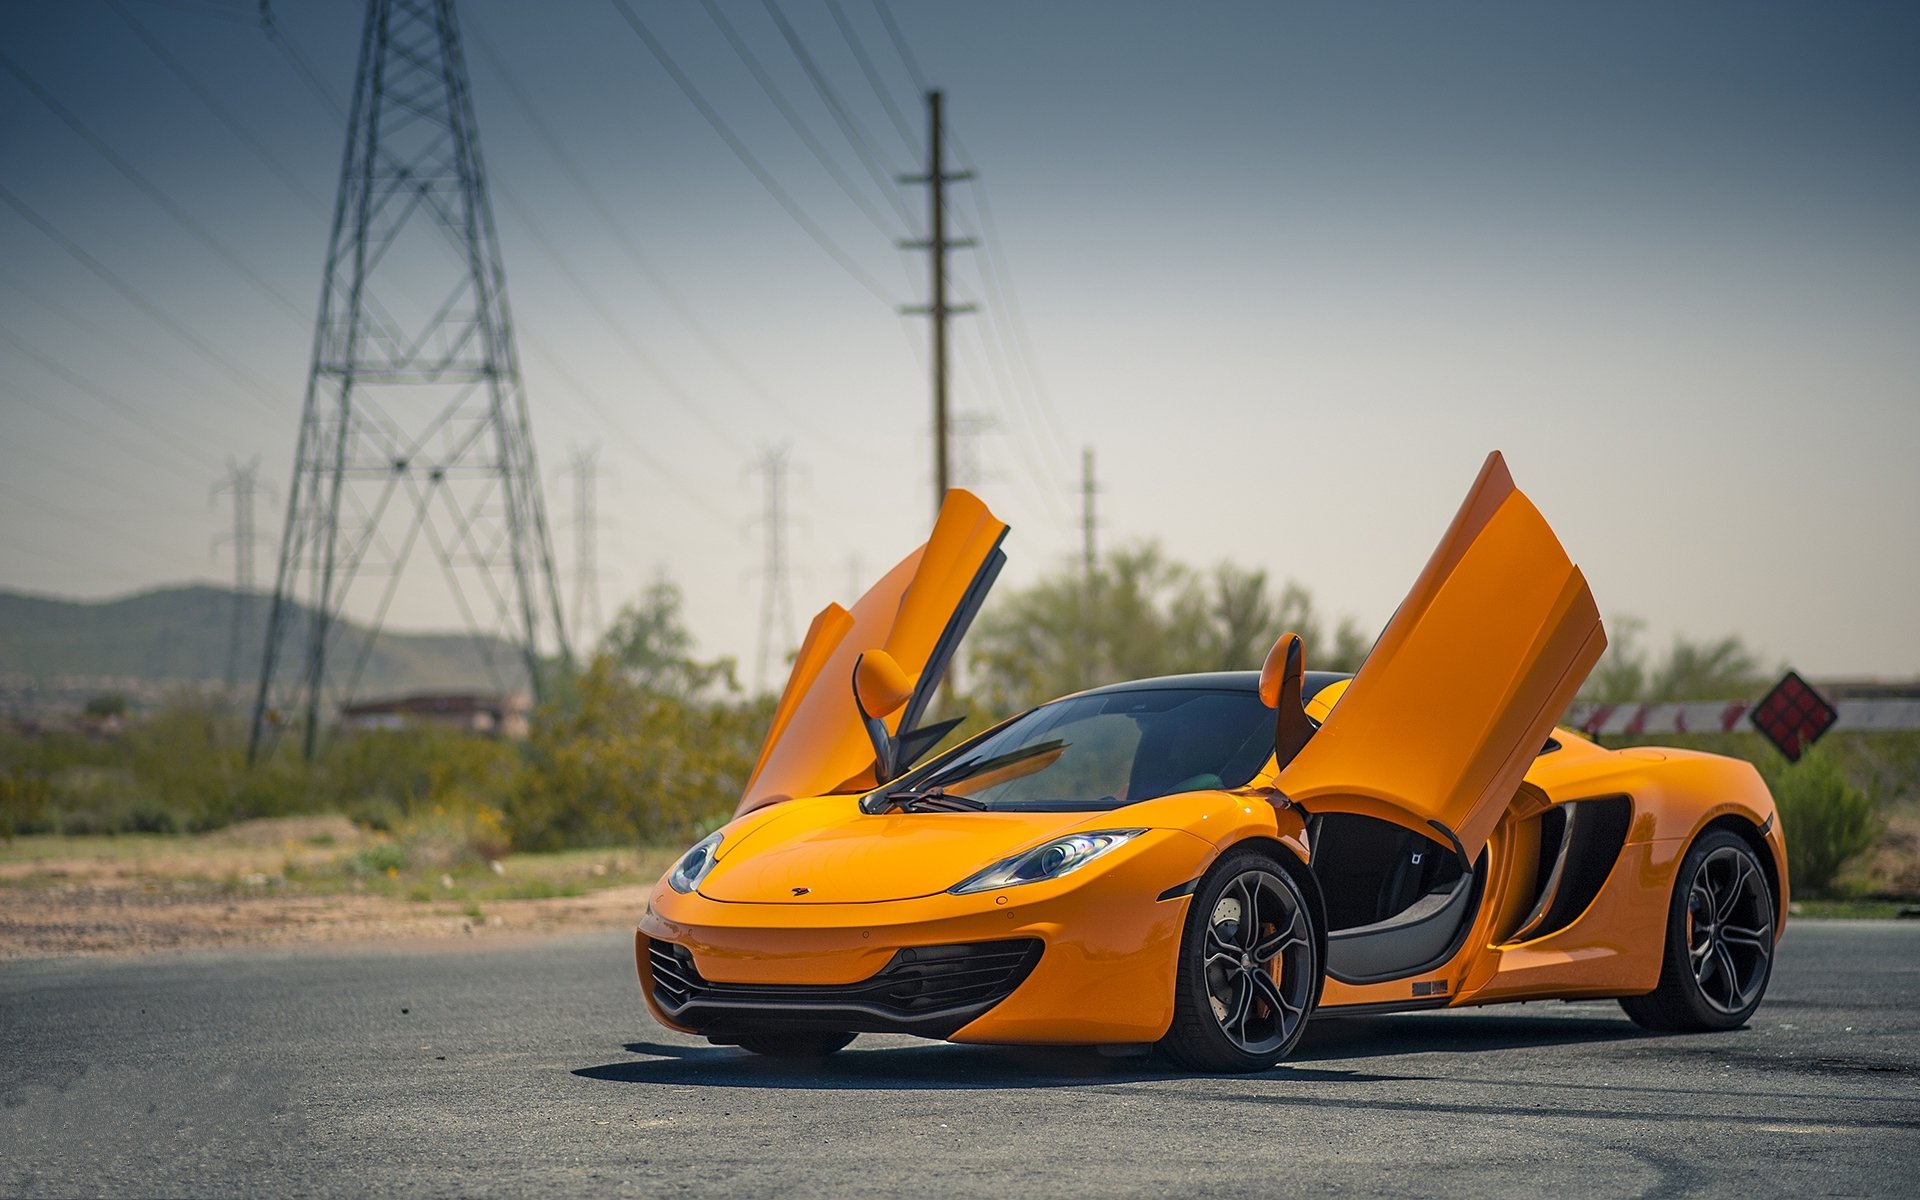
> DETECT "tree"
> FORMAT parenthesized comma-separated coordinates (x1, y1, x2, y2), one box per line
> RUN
(1580, 621, 1773, 703)
(597, 579, 738, 699)
(967, 542, 1372, 713)
(510, 578, 759, 849)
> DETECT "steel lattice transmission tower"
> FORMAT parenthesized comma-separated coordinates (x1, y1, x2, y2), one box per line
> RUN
(250, 0, 569, 762)
(568, 446, 604, 646)
(212, 457, 271, 693)
(750, 446, 799, 696)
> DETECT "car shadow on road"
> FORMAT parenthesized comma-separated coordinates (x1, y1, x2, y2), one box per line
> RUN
(1292, 1009, 1643, 1063)
(575, 1040, 1398, 1091)
(574, 1010, 1653, 1091)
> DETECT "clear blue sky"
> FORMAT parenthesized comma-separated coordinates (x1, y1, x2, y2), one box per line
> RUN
(2, 0, 1917, 681)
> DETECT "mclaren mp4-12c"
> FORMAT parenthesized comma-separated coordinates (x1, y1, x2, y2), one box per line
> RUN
(636, 452, 1787, 1071)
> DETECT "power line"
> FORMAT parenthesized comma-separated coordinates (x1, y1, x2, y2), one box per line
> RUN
(123, 0, 256, 24)
(0, 184, 286, 409)
(3, 381, 209, 489)
(490, 184, 746, 456)
(870, 0, 929, 94)
(0, 324, 225, 471)
(824, 0, 920, 155)
(605, 0, 898, 305)
(0, 48, 308, 324)
(757, 0, 917, 230)
(105, 0, 328, 219)
(950, 321, 1070, 527)
(952, 178, 1075, 469)
(695, 0, 908, 240)
(516, 328, 736, 530)
(951, 249, 1073, 484)
(0, 475, 190, 567)
(0, 264, 284, 430)
(257, 1, 348, 119)
(466, 24, 851, 458)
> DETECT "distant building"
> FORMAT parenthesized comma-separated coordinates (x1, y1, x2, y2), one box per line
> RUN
(338, 692, 531, 740)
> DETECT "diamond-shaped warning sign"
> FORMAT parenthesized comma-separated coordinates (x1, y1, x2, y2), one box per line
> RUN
(1749, 670, 1837, 762)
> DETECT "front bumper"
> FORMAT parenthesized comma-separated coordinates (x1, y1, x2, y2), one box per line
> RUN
(647, 937, 1043, 1040)
(635, 827, 1213, 1045)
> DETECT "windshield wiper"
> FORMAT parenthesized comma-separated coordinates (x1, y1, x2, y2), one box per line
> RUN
(923, 739, 1068, 790)
(867, 785, 987, 814)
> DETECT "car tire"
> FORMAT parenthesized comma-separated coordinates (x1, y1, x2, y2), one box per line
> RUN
(1160, 849, 1320, 1073)
(1620, 828, 1777, 1032)
(732, 1031, 857, 1058)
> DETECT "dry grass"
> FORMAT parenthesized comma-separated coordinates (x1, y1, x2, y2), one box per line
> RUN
(0, 816, 679, 959)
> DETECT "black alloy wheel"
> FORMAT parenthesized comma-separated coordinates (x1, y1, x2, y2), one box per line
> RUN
(1162, 850, 1319, 1072)
(1621, 828, 1777, 1032)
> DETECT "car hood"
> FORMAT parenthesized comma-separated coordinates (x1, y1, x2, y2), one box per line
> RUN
(700, 795, 1104, 904)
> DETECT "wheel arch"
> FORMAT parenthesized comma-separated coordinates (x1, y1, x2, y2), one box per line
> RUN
(1698, 812, 1786, 932)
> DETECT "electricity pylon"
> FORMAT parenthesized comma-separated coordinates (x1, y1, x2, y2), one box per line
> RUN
(568, 447, 604, 646)
(250, 0, 568, 762)
(212, 457, 271, 693)
(750, 446, 799, 696)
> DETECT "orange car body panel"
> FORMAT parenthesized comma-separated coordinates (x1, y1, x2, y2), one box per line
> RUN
(736, 489, 1008, 816)
(640, 795, 1311, 1044)
(637, 464, 1787, 1047)
(1273, 452, 1607, 859)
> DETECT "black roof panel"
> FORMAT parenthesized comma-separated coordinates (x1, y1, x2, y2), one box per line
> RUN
(1075, 670, 1351, 703)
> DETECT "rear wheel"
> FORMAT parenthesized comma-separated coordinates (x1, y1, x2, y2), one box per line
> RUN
(1621, 828, 1776, 1032)
(733, 1031, 856, 1058)
(1160, 850, 1319, 1072)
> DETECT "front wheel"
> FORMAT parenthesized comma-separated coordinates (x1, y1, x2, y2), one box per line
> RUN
(1620, 828, 1777, 1032)
(1160, 850, 1320, 1072)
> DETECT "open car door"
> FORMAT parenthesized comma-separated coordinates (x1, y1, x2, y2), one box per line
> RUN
(1274, 452, 1606, 859)
(735, 489, 1008, 817)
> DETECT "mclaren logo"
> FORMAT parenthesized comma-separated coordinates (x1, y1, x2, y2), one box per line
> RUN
(791, 886, 811, 896)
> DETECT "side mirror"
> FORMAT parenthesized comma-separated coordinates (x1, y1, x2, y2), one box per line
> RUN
(853, 649, 913, 720)
(1259, 631, 1314, 771)
(853, 650, 915, 784)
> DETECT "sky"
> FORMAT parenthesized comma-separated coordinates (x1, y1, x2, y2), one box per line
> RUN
(2, 0, 1917, 687)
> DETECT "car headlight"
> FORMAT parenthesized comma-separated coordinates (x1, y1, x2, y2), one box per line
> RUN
(667, 831, 723, 894)
(949, 830, 1145, 895)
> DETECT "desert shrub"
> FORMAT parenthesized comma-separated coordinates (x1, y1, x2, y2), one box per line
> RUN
(348, 841, 408, 876)
(508, 656, 762, 850)
(318, 728, 518, 831)
(391, 799, 512, 867)
(1767, 749, 1882, 893)
(0, 766, 53, 839)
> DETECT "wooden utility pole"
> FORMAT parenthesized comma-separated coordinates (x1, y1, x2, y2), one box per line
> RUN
(899, 90, 976, 521)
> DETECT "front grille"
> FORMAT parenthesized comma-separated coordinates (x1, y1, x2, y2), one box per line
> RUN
(648, 938, 1043, 1039)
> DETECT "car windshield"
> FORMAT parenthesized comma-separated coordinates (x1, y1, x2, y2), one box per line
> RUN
(898, 687, 1276, 812)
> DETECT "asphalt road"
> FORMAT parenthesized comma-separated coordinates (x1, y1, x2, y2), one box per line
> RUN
(5, 922, 1917, 1198)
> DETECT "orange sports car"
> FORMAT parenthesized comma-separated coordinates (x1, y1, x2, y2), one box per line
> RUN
(636, 452, 1787, 1071)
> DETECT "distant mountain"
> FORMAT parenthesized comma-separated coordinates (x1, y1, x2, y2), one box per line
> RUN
(0, 585, 527, 696)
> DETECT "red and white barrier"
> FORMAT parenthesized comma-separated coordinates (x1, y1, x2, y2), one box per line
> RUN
(1563, 699, 1920, 737)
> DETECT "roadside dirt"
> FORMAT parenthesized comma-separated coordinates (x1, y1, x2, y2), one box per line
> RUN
(0, 817, 656, 960)
(0, 881, 653, 959)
